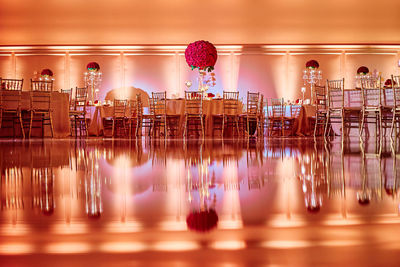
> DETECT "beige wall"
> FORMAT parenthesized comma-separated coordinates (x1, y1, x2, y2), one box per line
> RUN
(1, 45, 400, 101)
(1, 0, 400, 45)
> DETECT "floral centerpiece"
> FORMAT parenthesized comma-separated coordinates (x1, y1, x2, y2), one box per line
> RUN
(84, 62, 102, 102)
(87, 62, 100, 72)
(41, 68, 54, 78)
(305, 60, 319, 69)
(384, 78, 397, 89)
(357, 66, 369, 75)
(185, 40, 217, 97)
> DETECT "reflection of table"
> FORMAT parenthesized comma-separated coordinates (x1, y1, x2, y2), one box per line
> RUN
(88, 99, 243, 137)
(0, 92, 70, 138)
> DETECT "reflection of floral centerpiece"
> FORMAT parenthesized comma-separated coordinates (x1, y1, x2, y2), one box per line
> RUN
(186, 209, 218, 232)
(185, 40, 217, 97)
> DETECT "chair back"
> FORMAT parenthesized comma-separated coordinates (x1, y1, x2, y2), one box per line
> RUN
(113, 99, 127, 118)
(223, 91, 239, 115)
(61, 88, 74, 110)
(246, 92, 259, 116)
(1, 78, 23, 91)
(271, 98, 284, 118)
(327, 78, 344, 109)
(128, 98, 138, 118)
(392, 75, 400, 109)
(290, 105, 301, 118)
(74, 87, 87, 113)
(31, 79, 53, 92)
(185, 91, 203, 115)
(31, 91, 51, 111)
(315, 84, 327, 111)
(360, 77, 381, 109)
(152, 91, 167, 116)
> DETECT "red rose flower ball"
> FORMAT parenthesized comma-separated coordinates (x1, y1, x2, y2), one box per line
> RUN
(41, 68, 53, 77)
(87, 62, 100, 72)
(306, 60, 319, 69)
(185, 40, 217, 72)
(357, 66, 369, 75)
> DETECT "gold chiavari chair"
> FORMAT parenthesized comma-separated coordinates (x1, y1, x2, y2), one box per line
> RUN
(30, 79, 54, 92)
(0, 80, 25, 138)
(359, 77, 382, 140)
(70, 87, 88, 137)
(325, 79, 345, 138)
(128, 95, 141, 138)
(284, 104, 301, 136)
(103, 99, 128, 137)
(258, 94, 265, 137)
(184, 91, 204, 138)
(28, 87, 54, 138)
(240, 91, 260, 138)
(61, 88, 75, 111)
(312, 84, 327, 138)
(212, 91, 240, 137)
(269, 98, 284, 136)
(151, 91, 167, 138)
(390, 75, 400, 138)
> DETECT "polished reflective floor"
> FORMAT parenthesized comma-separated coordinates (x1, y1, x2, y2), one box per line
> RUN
(1, 137, 400, 266)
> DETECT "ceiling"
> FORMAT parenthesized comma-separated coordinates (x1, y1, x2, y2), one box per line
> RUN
(1, 0, 400, 45)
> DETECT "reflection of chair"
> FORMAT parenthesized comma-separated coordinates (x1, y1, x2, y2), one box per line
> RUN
(31, 168, 55, 215)
(28, 91, 54, 138)
(1, 167, 24, 211)
(70, 87, 88, 137)
(269, 98, 284, 136)
(184, 91, 204, 138)
(0, 86, 25, 138)
(31, 79, 53, 92)
(212, 91, 240, 137)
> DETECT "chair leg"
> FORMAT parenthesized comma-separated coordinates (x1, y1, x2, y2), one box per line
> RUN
(222, 115, 225, 138)
(19, 113, 25, 139)
(49, 112, 54, 138)
(29, 111, 33, 138)
(201, 116, 205, 139)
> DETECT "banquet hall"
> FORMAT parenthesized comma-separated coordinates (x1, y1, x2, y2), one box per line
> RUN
(1, 0, 400, 266)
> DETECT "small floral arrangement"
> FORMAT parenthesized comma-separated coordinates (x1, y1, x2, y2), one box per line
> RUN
(87, 62, 100, 72)
(306, 60, 319, 69)
(384, 79, 397, 88)
(357, 66, 369, 75)
(185, 40, 217, 72)
(207, 93, 215, 98)
(41, 68, 53, 77)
